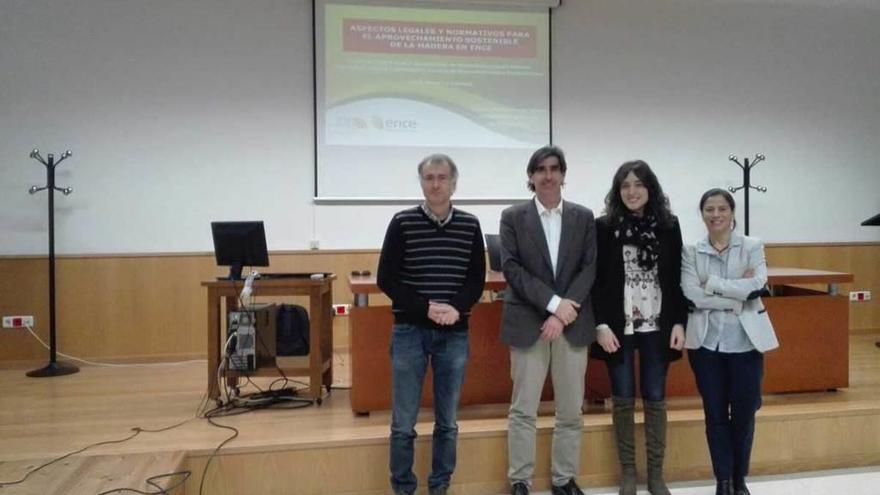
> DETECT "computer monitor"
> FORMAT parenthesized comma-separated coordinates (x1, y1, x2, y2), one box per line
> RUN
(211, 221, 270, 280)
(485, 233, 502, 272)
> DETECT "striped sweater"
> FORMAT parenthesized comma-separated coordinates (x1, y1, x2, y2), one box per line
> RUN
(377, 206, 486, 331)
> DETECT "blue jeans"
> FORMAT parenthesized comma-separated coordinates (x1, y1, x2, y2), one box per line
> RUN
(606, 331, 669, 401)
(389, 324, 469, 494)
(688, 348, 764, 482)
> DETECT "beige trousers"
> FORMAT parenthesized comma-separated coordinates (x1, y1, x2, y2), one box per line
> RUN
(507, 335, 588, 487)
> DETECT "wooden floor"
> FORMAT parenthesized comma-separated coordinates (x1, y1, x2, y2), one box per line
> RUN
(0, 333, 879, 494)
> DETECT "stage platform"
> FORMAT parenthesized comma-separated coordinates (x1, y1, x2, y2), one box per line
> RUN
(1, 333, 878, 495)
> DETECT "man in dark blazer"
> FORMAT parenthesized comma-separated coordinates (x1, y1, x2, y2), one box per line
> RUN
(500, 145, 597, 495)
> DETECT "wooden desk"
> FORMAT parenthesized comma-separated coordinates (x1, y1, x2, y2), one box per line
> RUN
(348, 268, 852, 413)
(202, 275, 335, 404)
(666, 267, 853, 396)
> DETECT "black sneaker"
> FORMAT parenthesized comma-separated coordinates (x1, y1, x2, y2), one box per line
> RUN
(551, 478, 584, 495)
(510, 481, 529, 495)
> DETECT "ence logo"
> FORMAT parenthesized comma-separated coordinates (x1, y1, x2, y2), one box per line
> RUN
(371, 116, 418, 131)
(333, 116, 369, 129)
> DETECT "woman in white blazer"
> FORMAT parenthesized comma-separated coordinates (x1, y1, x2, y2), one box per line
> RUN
(681, 189, 778, 495)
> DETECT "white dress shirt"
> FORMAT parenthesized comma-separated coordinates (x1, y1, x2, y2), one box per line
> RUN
(534, 197, 563, 313)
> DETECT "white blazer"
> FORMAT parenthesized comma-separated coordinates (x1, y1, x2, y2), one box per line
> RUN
(681, 232, 779, 353)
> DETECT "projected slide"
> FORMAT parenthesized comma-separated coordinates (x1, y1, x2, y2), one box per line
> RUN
(323, 5, 550, 149)
(315, 2, 551, 199)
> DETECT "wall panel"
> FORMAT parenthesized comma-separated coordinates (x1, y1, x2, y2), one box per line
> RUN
(0, 244, 875, 363)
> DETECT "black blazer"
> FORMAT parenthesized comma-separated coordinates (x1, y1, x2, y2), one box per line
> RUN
(589, 215, 688, 363)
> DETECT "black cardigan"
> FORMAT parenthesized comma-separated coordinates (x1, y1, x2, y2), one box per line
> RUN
(589, 215, 688, 363)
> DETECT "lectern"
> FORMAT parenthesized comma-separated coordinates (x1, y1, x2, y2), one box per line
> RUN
(863, 213, 880, 347)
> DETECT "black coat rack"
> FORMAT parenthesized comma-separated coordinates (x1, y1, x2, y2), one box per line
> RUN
(26, 148, 79, 378)
(727, 153, 767, 236)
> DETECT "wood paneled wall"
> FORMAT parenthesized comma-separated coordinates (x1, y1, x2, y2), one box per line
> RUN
(0, 251, 380, 363)
(0, 243, 876, 363)
(765, 243, 879, 331)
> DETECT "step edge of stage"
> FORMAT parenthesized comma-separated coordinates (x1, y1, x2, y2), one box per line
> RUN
(183, 397, 880, 458)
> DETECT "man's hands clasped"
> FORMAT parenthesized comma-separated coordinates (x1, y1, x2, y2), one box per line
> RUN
(428, 301, 460, 326)
(541, 297, 581, 341)
(554, 298, 580, 326)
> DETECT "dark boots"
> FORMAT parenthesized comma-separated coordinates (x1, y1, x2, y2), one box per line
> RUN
(644, 400, 671, 495)
(733, 477, 751, 495)
(613, 398, 671, 495)
(716, 479, 734, 495)
(611, 397, 637, 495)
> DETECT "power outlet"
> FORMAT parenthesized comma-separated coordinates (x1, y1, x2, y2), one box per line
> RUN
(309, 239, 320, 250)
(849, 291, 872, 302)
(2, 315, 35, 328)
(332, 304, 350, 316)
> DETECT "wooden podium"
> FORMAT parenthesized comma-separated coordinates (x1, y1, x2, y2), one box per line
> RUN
(202, 275, 335, 404)
(348, 268, 852, 414)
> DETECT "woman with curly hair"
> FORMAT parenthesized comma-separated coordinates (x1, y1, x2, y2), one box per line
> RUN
(590, 160, 688, 495)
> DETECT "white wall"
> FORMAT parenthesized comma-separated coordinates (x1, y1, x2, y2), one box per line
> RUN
(1, 0, 878, 255)
(552, 0, 880, 243)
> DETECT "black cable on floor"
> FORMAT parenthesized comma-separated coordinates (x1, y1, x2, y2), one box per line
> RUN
(0, 420, 194, 492)
(195, 386, 312, 495)
(95, 470, 191, 495)
(198, 410, 240, 495)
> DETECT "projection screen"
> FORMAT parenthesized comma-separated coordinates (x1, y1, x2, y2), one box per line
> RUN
(314, 0, 552, 199)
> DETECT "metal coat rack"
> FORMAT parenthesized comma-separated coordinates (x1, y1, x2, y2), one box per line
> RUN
(727, 153, 767, 236)
(26, 148, 80, 377)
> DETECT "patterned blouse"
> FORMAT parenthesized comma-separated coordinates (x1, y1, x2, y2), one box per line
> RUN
(622, 244, 662, 335)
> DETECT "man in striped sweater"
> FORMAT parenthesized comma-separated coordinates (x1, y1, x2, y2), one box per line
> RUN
(377, 153, 486, 495)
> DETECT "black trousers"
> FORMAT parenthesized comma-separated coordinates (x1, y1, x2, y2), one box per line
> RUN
(688, 347, 764, 482)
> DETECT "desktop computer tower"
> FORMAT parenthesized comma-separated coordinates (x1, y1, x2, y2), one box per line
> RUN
(227, 303, 278, 371)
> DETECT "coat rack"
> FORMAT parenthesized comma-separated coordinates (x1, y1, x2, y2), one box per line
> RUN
(727, 153, 767, 236)
(26, 148, 80, 377)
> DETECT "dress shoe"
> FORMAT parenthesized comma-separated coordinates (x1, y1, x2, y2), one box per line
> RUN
(733, 477, 751, 495)
(510, 481, 529, 495)
(716, 479, 733, 495)
(551, 478, 585, 495)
